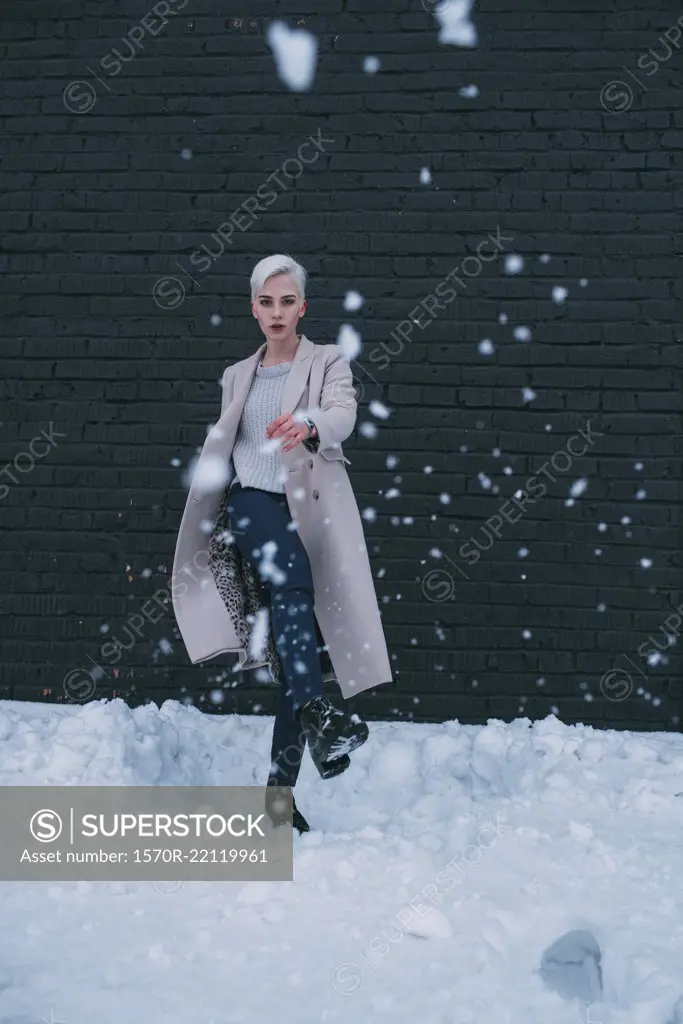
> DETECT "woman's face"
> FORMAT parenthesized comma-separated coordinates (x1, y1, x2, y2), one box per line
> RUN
(252, 272, 306, 342)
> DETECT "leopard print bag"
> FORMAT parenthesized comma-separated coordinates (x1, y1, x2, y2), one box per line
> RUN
(207, 485, 335, 688)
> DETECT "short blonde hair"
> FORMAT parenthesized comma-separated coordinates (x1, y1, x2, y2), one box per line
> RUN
(250, 253, 307, 302)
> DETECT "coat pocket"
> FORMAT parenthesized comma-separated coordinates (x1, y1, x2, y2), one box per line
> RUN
(319, 447, 351, 466)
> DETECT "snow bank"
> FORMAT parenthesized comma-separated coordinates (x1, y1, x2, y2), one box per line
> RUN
(0, 698, 682, 1024)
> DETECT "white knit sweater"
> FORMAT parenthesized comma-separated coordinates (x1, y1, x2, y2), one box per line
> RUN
(231, 360, 292, 493)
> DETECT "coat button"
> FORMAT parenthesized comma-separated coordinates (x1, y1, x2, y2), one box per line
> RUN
(312, 489, 319, 500)
(308, 459, 314, 469)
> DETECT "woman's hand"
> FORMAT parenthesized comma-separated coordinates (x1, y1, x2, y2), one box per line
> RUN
(266, 413, 316, 453)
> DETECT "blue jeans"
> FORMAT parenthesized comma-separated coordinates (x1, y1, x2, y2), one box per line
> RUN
(226, 481, 325, 787)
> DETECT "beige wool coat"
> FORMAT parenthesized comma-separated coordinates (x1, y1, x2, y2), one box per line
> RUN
(171, 334, 393, 699)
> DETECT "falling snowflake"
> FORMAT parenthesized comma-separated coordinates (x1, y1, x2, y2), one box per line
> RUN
(369, 399, 390, 419)
(210, 313, 222, 326)
(266, 21, 317, 92)
(363, 56, 380, 73)
(478, 473, 492, 490)
(360, 422, 378, 438)
(249, 608, 270, 660)
(337, 322, 362, 360)
(260, 436, 282, 456)
(522, 387, 536, 403)
(420, 167, 432, 185)
(640, 557, 653, 568)
(518, 547, 529, 558)
(552, 286, 568, 304)
(570, 478, 588, 498)
(522, 629, 532, 639)
(343, 291, 364, 311)
(459, 84, 479, 98)
(504, 254, 524, 275)
(186, 454, 230, 494)
(433, 0, 478, 47)
(386, 454, 398, 469)
(180, 148, 193, 160)
(539, 254, 551, 264)
(514, 326, 532, 342)
(259, 542, 286, 586)
(499, 312, 508, 325)
(597, 522, 607, 532)
(478, 338, 494, 355)
(636, 488, 646, 500)
(384, 488, 400, 499)
(439, 493, 451, 505)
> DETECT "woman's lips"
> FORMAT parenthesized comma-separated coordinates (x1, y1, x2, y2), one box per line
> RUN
(270, 325, 284, 331)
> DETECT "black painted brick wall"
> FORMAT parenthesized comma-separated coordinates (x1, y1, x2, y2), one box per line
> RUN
(1, 0, 681, 731)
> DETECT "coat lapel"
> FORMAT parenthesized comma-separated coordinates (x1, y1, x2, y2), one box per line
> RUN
(229, 342, 266, 425)
(281, 334, 314, 415)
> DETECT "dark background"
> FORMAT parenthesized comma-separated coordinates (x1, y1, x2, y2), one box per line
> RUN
(1, 0, 681, 731)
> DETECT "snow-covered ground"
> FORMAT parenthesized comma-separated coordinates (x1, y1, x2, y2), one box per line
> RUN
(1, 697, 683, 1024)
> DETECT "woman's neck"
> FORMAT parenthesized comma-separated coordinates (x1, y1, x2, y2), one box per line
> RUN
(261, 333, 300, 367)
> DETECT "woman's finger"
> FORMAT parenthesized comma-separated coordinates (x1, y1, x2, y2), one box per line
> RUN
(270, 420, 292, 439)
(267, 414, 293, 438)
(281, 427, 305, 452)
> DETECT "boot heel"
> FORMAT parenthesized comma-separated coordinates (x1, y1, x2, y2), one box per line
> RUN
(314, 753, 351, 780)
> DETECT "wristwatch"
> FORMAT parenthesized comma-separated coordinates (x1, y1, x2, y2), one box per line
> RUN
(302, 417, 320, 453)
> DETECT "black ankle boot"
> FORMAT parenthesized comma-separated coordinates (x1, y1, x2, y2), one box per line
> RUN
(298, 695, 369, 780)
(265, 782, 310, 834)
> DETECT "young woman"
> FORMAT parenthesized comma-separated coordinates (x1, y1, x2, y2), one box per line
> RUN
(172, 254, 392, 832)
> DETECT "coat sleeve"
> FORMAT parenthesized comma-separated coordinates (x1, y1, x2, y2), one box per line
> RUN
(305, 348, 357, 451)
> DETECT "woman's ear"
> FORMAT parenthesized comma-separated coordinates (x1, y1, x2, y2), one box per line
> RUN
(299, 300, 307, 317)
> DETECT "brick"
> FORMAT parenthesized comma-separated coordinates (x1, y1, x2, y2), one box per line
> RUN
(0, 1, 680, 731)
